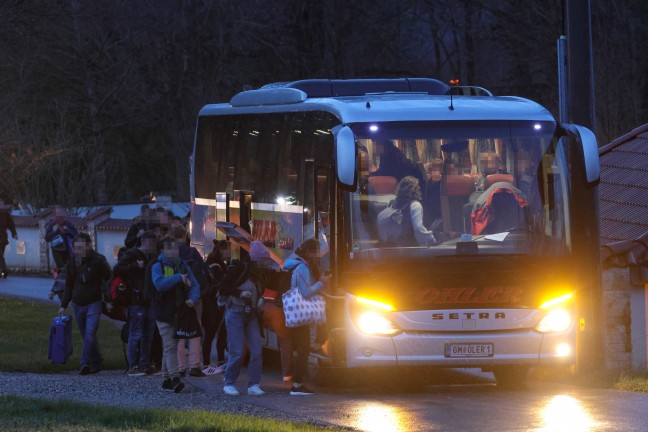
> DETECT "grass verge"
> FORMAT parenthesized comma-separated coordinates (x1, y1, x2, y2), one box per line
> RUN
(0, 297, 125, 372)
(614, 369, 648, 393)
(0, 395, 337, 431)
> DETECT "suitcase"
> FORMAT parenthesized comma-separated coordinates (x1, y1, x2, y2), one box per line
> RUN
(48, 314, 73, 364)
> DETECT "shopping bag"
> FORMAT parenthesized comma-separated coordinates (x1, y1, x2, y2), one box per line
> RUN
(282, 286, 326, 328)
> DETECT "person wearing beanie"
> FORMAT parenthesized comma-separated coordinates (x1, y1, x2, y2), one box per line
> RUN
(219, 240, 268, 396)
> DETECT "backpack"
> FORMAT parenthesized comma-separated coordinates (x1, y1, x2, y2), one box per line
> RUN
(266, 269, 293, 307)
(377, 202, 410, 242)
(104, 276, 131, 306)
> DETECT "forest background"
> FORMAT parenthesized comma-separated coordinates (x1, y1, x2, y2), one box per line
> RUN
(0, 0, 646, 210)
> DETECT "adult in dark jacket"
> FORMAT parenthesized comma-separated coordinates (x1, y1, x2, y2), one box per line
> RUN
(113, 231, 159, 376)
(151, 235, 200, 393)
(45, 207, 78, 270)
(58, 232, 111, 375)
(124, 205, 158, 249)
(0, 200, 18, 278)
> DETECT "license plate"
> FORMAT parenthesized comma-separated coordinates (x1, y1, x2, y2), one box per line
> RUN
(445, 343, 494, 358)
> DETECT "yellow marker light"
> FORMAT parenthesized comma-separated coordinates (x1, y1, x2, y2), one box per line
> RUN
(536, 308, 572, 333)
(540, 293, 574, 310)
(357, 311, 401, 336)
(556, 343, 571, 357)
(356, 297, 394, 311)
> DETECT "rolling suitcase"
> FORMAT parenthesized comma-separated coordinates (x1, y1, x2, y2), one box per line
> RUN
(48, 314, 73, 364)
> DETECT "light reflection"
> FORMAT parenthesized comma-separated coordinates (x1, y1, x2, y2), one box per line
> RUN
(356, 403, 405, 432)
(540, 395, 596, 432)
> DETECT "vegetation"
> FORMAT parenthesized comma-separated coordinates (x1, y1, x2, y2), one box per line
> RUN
(0, 396, 336, 432)
(0, 297, 125, 373)
(0, 1, 647, 208)
(614, 370, 648, 393)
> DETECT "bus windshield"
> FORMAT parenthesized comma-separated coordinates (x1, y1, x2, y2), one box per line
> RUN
(348, 120, 571, 264)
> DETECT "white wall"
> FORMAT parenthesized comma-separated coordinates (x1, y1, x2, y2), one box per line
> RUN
(4, 227, 41, 270)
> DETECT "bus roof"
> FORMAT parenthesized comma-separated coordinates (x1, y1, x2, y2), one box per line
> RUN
(198, 79, 555, 123)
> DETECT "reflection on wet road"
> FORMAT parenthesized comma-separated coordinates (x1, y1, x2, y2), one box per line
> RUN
(241, 368, 646, 431)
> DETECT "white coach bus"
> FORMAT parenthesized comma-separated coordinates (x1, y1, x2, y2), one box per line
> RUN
(189, 78, 601, 386)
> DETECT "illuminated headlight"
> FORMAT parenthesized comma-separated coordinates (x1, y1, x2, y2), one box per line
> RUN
(556, 343, 571, 357)
(356, 311, 401, 336)
(535, 308, 571, 333)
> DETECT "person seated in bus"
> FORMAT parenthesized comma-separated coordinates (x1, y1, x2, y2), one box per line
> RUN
(384, 176, 437, 246)
(369, 140, 427, 195)
(475, 150, 502, 191)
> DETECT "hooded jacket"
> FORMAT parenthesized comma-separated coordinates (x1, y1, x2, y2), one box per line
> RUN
(151, 252, 200, 324)
(282, 255, 323, 299)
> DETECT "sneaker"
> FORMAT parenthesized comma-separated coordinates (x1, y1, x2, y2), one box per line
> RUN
(202, 365, 224, 376)
(178, 370, 186, 378)
(290, 385, 314, 396)
(282, 375, 293, 383)
(79, 364, 91, 375)
(127, 366, 145, 377)
(88, 366, 101, 375)
(247, 384, 265, 396)
(171, 377, 185, 393)
(162, 379, 174, 390)
(142, 366, 160, 375)
(189, 367, 206, 377)
(223, 385, 239, 396)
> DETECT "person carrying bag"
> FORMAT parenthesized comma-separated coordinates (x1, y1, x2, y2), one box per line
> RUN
(281, 239, 331, 396)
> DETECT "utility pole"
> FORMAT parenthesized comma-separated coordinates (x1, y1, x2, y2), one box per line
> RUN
(565, 0, 596, 133)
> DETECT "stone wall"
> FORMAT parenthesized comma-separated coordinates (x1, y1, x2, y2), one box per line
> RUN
(601, 267, 632, 369)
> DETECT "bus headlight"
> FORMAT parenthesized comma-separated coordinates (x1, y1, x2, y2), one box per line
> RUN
(535, 308, 571, 333)
(352, 297, 401, 336)
(357, 311, 401, 336)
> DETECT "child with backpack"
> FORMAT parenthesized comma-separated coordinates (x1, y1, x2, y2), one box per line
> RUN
(151, 235, 200, 393)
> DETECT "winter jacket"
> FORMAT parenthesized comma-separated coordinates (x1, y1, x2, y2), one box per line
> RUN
(151, 253, 200, 324)
(112, 248, 157, 306)
(0, 210, 17, 245)
(45, 219, 78, 254)
(218, 261, 262, 309)
(61, 250, 112, 308)
(282, 256, 323, 299)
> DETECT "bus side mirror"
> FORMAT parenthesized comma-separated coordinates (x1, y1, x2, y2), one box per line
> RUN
(562, 124, 600, 185)
(333, 125, 357, 190)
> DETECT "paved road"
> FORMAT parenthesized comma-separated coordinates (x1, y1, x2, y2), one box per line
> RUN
(0, 274, 54, 302)
(3, 276, 648, 431)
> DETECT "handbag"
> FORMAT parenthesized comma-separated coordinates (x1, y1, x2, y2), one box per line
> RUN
(175, 305, 202, 339)
(282, 269, 326, 328)
(50, 234, 67, 251)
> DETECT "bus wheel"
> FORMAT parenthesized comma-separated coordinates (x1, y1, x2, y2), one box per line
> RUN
(493, 366, 529, 390)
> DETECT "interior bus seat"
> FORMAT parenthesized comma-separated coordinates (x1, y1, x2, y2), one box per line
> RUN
(440, 174, 475, 234)
(469, 182, 528, 235)
(368, 176, 398, 195)
(485, 173, 514, 189)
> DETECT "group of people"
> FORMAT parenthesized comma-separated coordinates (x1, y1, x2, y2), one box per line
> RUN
(47, 203, 331, 396)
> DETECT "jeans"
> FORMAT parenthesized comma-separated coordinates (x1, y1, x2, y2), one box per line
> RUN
(262, 302, 293, 377)
(72, 301, 103, 368)
(156, 321, 180, 380)
(128, 305, 154, 369)
(224, 304, 262, 387)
